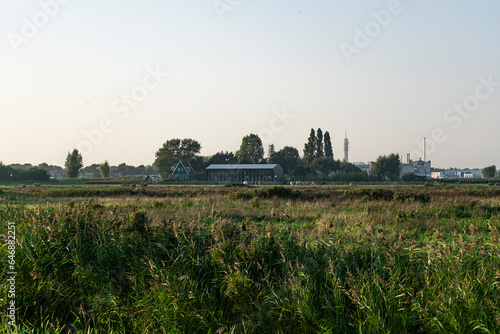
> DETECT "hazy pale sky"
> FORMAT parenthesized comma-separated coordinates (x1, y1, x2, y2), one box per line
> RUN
(1, 0, 499, 168)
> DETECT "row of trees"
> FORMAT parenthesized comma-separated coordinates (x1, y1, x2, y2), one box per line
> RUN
(303, 128, 333, 163)
(64, 150, 158, 179)
(3, 128, 393, 181)
(0, 162, 50, 181)
(19, 130, 497, 181)
(151, 128, 368, 180)
(80, 162, 156, 178)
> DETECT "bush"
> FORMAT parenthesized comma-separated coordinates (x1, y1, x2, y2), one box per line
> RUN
(152, 200, 165, 208)
(344, 188, 394, 201)
(328, 171, 369, 182)
(224, 183, 250, 188)
(253, 186, 299, 199)
(228, 191, 253, 200)
(394, 192, 430, 203)
(229, 186, 302, 200)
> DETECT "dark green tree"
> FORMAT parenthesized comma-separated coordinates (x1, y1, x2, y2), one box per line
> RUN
(482, 165, 496, 178)
(0, 162, 9, 180)
(26, 167, 50, 180)
(180, 139, 202, 160)
(339, 160, 361, 173)
(145, 165, 157, 175)
(269, 146, 301, 175)
(310, 157, 339, 174)
(303, 129, 316, 164)
(371, 153, 401, 181)
(116, 163, 128, 175)
(324, 131, 333, 159)
(100, 161, 110, 178)
(154, 138, 202, 178)
(190, 156, 210, 175)
(81, 164, 100, 178)
(209, 151, 237, 164)
(136, 165, 146, 175)
(65, 149, 83, 178)
(316, 128, 324, 158)
(236, 134, 264, 164)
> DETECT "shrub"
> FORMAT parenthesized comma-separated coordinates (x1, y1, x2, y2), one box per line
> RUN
(250, 197, 260, 208)
(394, 192, 430, 203)
(344, 188, 394, 201)
(228, 191, 253, 200)
(253, 186, 299, 199)
(127, 210, 149, 235)
(152, 200, 165, 208)
(229, 187, 301, 200)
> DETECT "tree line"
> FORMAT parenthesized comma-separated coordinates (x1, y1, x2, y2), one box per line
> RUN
(7, 129, 498, 182)
(0, 130, 412, 182)
(151, 129, 402, 181)
(0, 162, 51, 181)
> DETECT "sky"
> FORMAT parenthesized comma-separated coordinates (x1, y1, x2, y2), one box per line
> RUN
(1, 0, 499, 169)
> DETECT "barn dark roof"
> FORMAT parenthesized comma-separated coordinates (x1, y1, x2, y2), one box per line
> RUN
(206, 164, 280, 170)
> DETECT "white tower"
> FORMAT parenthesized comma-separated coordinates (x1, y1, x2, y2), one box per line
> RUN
(344, 130, 349, 163)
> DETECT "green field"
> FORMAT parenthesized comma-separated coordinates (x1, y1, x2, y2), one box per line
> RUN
(1, 184, 500, 333)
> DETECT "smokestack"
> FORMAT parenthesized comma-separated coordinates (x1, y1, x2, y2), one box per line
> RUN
(423, 138, 426, 162)
(344, 130, 349, 163)
(407, 153, 410, 164)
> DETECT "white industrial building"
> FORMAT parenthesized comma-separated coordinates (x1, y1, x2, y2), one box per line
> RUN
(431, 169, 483, 179)
(353, 162, 373, 176)
(400, 156, 432, 179)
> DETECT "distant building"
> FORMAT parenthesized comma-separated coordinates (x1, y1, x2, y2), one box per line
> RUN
(431, 169, 483, 179)
(172, 161, 196, 181)
(399, 139, 432, 179)
(431, 171, 446, 179)
(49, 170, 65, 179)
(400, 156, 431, 179)
(206, 164, 283, 183)
(353, 162, 373, 176)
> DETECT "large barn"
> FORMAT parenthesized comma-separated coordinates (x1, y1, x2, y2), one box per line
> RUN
(206, 164, 283, 183)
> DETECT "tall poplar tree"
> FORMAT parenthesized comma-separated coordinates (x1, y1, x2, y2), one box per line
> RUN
(324, 131, 333, 159)
(316, 128, 324, 158)
(303, 128, 316, 164)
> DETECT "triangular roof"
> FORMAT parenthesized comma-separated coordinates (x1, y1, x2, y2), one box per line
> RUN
(172, 161, 196, 176)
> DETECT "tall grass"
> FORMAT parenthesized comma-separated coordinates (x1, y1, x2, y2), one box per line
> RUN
(0, 186, 499, 333)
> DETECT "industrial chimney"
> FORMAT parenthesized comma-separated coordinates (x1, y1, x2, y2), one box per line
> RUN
(423, 138, 426, 162)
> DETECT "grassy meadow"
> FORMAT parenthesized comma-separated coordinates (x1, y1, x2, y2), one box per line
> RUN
(1, 183, 500, 333)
